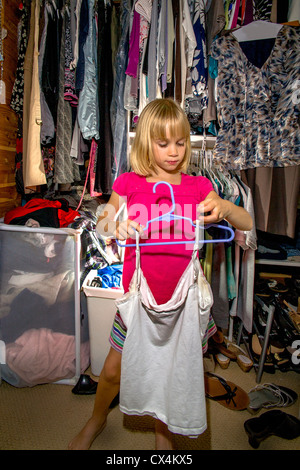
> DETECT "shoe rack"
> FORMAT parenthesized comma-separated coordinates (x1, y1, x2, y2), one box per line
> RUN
(238, 259, 300, 383)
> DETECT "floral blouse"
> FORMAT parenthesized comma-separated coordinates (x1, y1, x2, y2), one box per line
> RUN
(210, 25, 300, 170)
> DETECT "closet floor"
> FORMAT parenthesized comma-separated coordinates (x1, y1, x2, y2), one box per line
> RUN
(0, 362, 299, 451)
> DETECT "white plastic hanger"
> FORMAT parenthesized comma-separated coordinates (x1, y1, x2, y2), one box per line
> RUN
(116, 181, 235, 247)
(232, 20, 283, 42)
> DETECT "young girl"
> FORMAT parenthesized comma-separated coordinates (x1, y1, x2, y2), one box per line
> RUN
(68, 98, 252, 450)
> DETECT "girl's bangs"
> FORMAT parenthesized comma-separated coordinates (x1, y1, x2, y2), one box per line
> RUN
(150, 116, 189, 141)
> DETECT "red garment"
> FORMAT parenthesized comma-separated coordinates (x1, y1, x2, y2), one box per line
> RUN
(4, 198, 80, 227)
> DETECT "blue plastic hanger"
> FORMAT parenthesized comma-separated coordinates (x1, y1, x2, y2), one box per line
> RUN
(115, 181, 234, 247)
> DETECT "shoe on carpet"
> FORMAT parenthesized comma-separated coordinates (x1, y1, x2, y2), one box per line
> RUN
(224, 340, 253, 372)
(204, 372, 249, 411)
(244, 409, 300, 449)
(248, 383, 298, 414)
(72, 374, 98, 395)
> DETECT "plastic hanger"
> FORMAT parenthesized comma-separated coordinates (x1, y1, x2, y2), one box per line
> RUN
(115, 181, 234, 247)
(232, 20, 283, 42)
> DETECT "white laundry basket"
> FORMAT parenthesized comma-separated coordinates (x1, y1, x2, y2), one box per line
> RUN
(83, 269, 124, 376)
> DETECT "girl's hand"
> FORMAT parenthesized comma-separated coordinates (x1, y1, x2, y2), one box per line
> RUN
(197, 194, 230, 225)
(114, 219, 144, 240)
(196, 191, 253, 231)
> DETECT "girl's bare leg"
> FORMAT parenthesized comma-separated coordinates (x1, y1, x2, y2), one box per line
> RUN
(155, 420, 174, 450)
(68, 348, 121, 450)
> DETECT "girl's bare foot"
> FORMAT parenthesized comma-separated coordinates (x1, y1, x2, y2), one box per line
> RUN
(68, 416, 107, 450)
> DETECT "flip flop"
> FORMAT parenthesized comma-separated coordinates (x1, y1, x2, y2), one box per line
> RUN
(204, 372, 249, 411)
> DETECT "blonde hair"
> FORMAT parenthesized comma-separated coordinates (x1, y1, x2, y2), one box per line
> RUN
(130, 98, 191, 175)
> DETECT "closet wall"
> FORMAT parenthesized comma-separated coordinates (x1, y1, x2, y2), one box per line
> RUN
(0, 2, 20, 217)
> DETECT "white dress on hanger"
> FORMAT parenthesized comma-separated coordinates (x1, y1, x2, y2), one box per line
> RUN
(116, 236, 213, 437)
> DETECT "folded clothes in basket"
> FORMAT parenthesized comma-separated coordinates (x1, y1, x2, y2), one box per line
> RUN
(97, 263, 123, 288)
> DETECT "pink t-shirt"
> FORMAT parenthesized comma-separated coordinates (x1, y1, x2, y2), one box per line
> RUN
(113, 172, 214, 304)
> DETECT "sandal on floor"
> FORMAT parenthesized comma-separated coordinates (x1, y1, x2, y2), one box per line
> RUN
(274, 385, 298, 407)
(225, 340, 253, 372)
(209, 338, 237, 360)
(215, 353, 230, 369)
(248, 383, 298, 414)
(204, 372, 249, 411)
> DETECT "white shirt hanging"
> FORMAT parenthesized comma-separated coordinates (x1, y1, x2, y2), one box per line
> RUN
(116, 234, 213, 437)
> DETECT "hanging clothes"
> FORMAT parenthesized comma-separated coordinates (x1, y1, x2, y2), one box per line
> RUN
(89, 138, 102, 197)
(10, 2, 29, 117)
(54, 6, 81, 185)
(229, 176, 257, 333)
(180, 0, 197, 108)
(190, 1, 207, 100)
(39, 4, 55, 146)
(64, 1, 78, 107)
(288, 0, 300, 22)
(208, 18, 299, 238)
(95, 0, 114, 194)
(157, 0, 168, 94)
(77, 0, 100, 141)
(210, 24, 300, 170)
(253, 0, 273, 21)
(147, 0, 159, 102)
(187, 151, 257, 333)
(23, 0, 47, 190)
(110, 0, 131, 181)
(203, 0, 225, 126)
(123, 6, 141, 115)
(41, 0, 63, 125)
(137, 11, 151, 115)
(241, 165, 300, 239)
(185, 0, 206, 120)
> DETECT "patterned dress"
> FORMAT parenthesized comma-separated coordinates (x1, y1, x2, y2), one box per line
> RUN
(210, 25, 300, 170)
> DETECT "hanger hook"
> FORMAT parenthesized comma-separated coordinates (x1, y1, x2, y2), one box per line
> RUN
(153, 181, 176, 214)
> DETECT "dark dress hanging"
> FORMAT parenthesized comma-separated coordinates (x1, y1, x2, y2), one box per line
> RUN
(95, 0, 114, 194)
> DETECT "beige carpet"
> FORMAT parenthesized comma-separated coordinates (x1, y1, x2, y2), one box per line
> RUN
(0, 361, 299, 451)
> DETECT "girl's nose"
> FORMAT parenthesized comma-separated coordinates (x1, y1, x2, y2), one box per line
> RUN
(168, 142, 178, 155)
